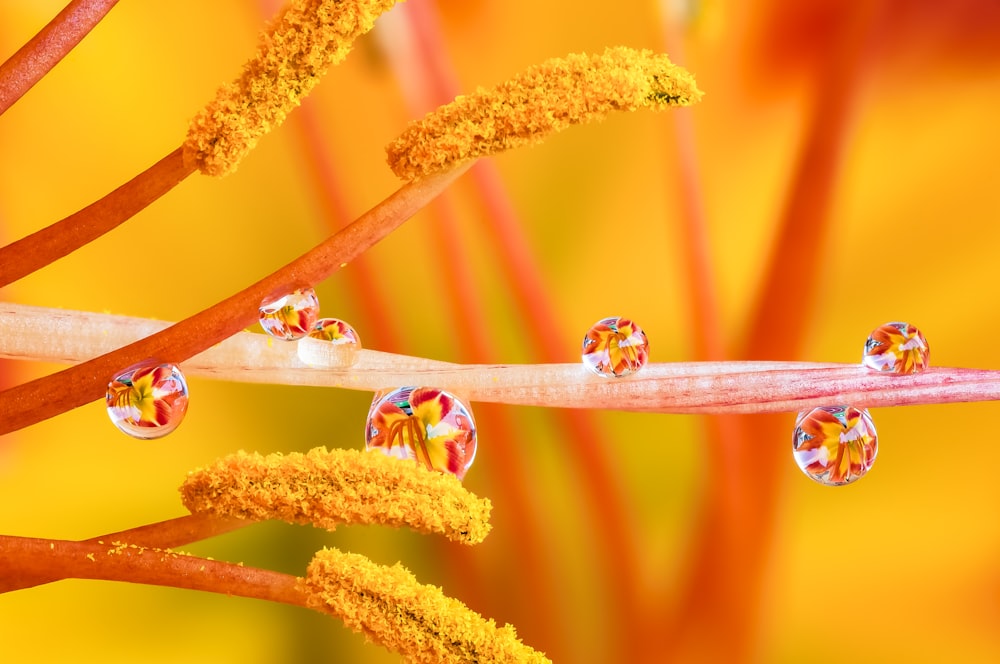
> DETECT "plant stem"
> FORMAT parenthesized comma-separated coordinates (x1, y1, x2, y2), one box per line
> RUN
(0, 535, 304, 608)
(1, 513, 248, 593)
(4, 302, 999, 413)
(0, 164, 470, 436)
(0, 0, 120, 115)
(668, 4, 889, 660)
(0, 148, 195, 287)
(381, 5, 567, 651)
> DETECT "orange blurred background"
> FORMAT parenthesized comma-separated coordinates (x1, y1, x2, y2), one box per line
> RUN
(2, 1, 999, 662)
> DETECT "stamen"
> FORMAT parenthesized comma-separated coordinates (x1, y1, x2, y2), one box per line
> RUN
(180, 447, 492, 545)
(385, 46, 703, 180)
(184, 0, 402, 176)
(302, 548, 552, 663)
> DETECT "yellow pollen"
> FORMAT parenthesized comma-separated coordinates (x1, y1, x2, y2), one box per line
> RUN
(180, 447, 491, 544)
(385, 46, 703, 180)
(184, 0, 403, 177)
(301, 548, 551, 663)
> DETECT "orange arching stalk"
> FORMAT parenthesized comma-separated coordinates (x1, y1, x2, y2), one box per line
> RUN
(0, 536, 305, 605)
(0, 0, 121, 115)
(0, 164, 470, 436)
(0, 0, 405, 288)
(0, 149, 194, 288)
(1, 513, 247, 593)
(3, 534, 543, 662)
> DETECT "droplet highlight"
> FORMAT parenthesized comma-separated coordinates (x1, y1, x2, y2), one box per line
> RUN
(258, 287, 320, 340)
(365, 387, 477, 480)
(792, 406, 878, 486)
(298, 317, 362, 367)
(862, 321, 929, 374)
(106, 362, 189, 439)
(581, 316, 649, 377)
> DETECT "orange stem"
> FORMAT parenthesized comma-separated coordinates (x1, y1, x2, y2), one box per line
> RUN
(0, 535, 302, 607)
(1, 513, 247, 593)
(0, 148, 194, 287)
(400, 3, 648, 657)
(655, 16, 751, 661)
(291, 109, 403, 352)
(667, 4, 888, 661)
(0, 164, 469, 436)
(468, 162, 648, 658)
(378, 5, 567, 652)
(0, 0, 120, 115)
(430, 193, 570, 654)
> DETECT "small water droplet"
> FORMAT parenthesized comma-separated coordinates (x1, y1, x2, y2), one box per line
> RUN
(365, 386, 477, 480)
(106, 362, 189, 439)
(862, 322, 929, 374)
(792, 406, 877, 486)
(258, 287, 320, 340)
(581, 316, 649, 377)
(298, 317, 362, 367)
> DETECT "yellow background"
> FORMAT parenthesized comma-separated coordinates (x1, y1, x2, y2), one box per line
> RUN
(2, 1, 999, 662)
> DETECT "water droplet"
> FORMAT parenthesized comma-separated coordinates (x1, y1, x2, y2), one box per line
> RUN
(792, 406, 877, 486)
(581, 316, 649, 377)
(258, 287, 320, 340)
(106, 362, 189, 439)
(365, 386, 477, 480)
(862, 321, 929, 374)
(298, 318, 362, 367)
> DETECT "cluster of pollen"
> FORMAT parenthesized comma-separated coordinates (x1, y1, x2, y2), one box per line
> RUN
(180, 447, 492, 545)
(385, 46, 703, 180)
(184, 0, 401, 176)
(302, 548, 551, 664)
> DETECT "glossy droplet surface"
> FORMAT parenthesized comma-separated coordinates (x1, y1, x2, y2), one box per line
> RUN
(298, 318, 362, 367)
(258, 287, 320, 340)
(365, 387, 477, 480)
(106, 362, 189, 439)
(582, 316, 649, 377)
(310, 317, 360, 345)
(792, 406, 877, 486)
(862, 321, 929, 374)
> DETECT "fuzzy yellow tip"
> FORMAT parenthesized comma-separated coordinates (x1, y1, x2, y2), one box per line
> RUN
(302, 548, 551, 663)
(180, 447, 492, 544)
(183, 0, 402, 177)
(385, 45, 703, 181)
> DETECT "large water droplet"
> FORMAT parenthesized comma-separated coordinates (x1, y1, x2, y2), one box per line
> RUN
(862, 321, 929, 374)
(106, 362, 189, 439)
(258, 287, 320, 340)
(581, 316, 649, 377)
(365, 386, 477, 480)
(792, 406, 877, 486)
